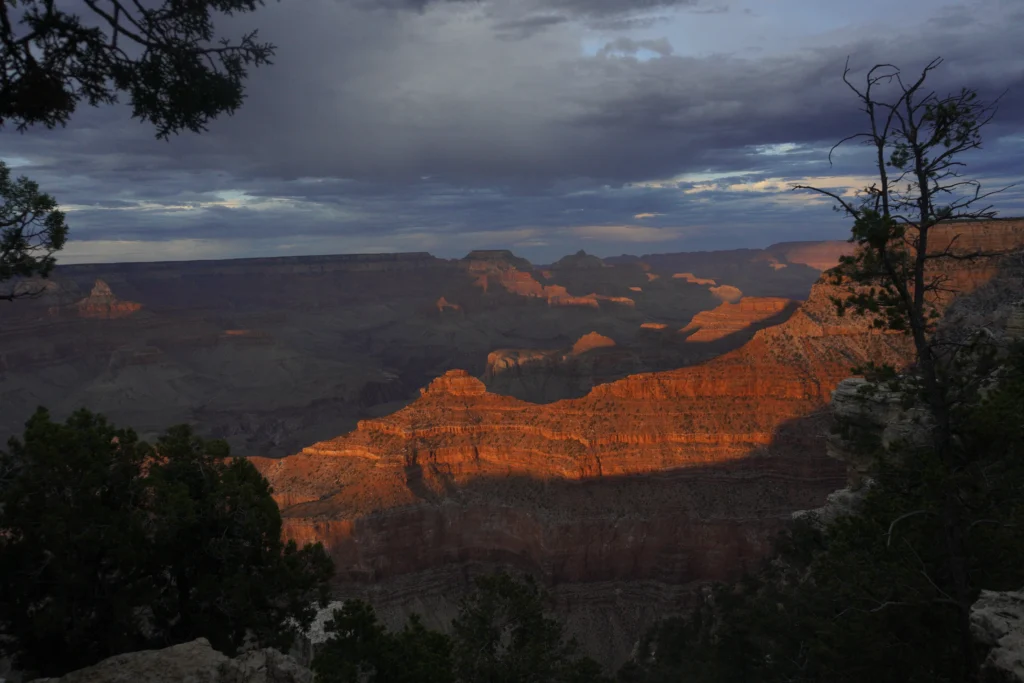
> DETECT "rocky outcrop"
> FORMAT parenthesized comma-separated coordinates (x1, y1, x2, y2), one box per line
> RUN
(55, 280, 142, 319)
(250, 277, 912, 660)
(1009, 305, 1024, 340)
(680, 297, 794, 342)
(670, 274, 749, 305)
(468, 261, 634, 309)
(32, 638, 312, 683)
(570, 332, 616, 355)
(463, 249, 534, 271)
(482, 333, 637, 403)
(251, 219, 1024, 668)
(709, 284, 743, 303)
(435, 296, 462, 313)
(825, 378, 931, 484)
(800, 222, 1024, 524)
(972, 588, 1024, 683)
(673, 272, 716, 285)
(610, 240, 860, 300)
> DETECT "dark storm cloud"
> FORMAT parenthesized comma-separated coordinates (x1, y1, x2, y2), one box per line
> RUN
(381, 0, 705, 17)
(533, 0, 701, 18)
(491, 14, 569, 40)
(8, 0, 1021, 188)
(1, 0, 1022, 262)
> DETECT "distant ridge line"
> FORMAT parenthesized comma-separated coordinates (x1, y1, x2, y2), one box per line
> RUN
(56, 251, 439, 272)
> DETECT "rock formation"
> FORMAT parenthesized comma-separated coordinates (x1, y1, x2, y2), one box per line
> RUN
(672, 272, 716, 285)
(680, 297, 794, 342)
(463, 249, 533, 271)
(54, 280, 142, 319)
(0, 246, 710, 457)
(482, 333, 637, 403)
(805, 235, 1024, 522)
(249, 277, 910, 663)
(709, 284, 743, 303)
(468, 259, 636, 310)
(435, 296, 462, 313)
(972, 588, 1024, 683)
(32, 639, 312, 683)
(251, 219, 1024, 668)
(611, 240, 857, 300)
(825, 378, 931, 483)
(570, 332, 616, 355)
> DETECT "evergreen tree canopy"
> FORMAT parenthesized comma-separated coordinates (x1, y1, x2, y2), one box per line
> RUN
(0, 0, 276, 296)
(312, 573, 611, 683)
(1, 0, 276, 139)
(0, 161, 67, 301)
(617, 341, 1024, 683)
(0, 408, 334, 678)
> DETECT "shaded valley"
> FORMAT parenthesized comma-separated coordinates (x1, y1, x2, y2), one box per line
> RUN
(251, 219, 1024, 668)
(1, 243, 838, 456)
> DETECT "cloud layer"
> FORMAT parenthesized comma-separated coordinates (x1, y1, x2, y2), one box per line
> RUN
(2, 0, 1022, 263)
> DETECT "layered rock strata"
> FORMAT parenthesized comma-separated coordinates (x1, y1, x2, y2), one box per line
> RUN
(709, 284, 743, 303)
(467, 259, 635, 309)
(482, 332, 637, 403)
(250, 279, 915, 664)
(673, 273, 716, 285)
(680, 297, 795, 342)
(252, 220, 1024, 667)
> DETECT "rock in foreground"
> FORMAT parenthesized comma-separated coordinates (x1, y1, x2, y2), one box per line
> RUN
(972, 589, 1024, 683)
(32, 639, 312, 683)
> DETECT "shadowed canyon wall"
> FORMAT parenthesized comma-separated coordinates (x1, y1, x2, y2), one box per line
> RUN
(0, 242, 841, 456)
(252, 218, 1024, 668)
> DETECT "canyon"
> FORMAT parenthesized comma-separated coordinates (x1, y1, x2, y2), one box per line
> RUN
(0, 241, 839, 456)
(249, 218, 1024, 668)
(6, 220, 1022, 669)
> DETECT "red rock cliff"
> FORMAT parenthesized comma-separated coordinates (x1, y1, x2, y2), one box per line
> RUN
(251, 271, 917, 565)
(680, 297, 795, 342)
(250, 218, 1024, 666)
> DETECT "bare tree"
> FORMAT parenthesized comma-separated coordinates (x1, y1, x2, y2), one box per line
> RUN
(794, 57, 1016, 682)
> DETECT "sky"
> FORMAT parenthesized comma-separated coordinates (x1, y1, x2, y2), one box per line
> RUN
(2, 0, 1023, 264)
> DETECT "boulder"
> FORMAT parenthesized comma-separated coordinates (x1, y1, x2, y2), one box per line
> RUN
(827, 377, 931, 483)
(972, 588, 1024, 683)
(32, 639, 312, 683)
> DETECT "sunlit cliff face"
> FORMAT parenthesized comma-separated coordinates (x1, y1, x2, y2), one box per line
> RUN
(251, 219, 1024, 668)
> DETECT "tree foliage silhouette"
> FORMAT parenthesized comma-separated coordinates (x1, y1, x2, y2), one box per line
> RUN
(0, 408, 333, 678)
(0, 0, 276, 296)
